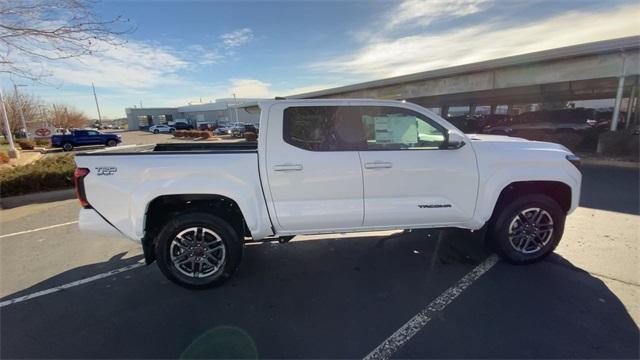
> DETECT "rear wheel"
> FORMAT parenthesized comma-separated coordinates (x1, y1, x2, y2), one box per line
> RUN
(489, 195, 565, 264)
(106, 139, 117, 147)
(62, 142, 73, 151)
(155, 212, 243, 289)
(153, 129, 159, 134)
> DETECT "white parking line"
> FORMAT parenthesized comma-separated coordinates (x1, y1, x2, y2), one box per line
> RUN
(364, 254, 499, 360)
(0, 262, 145, 308)
(0, 221, 78, 239)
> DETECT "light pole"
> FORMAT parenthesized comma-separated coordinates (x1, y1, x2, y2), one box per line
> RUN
(12, 82, 29, 138)
(0, 88, 19, 159)
(92, 82, 102, 125)
(232, 93, 239, 123)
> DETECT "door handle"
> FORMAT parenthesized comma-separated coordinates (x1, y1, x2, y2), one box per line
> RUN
(364, 161, 393, 169)
(273, 164, 303, 171)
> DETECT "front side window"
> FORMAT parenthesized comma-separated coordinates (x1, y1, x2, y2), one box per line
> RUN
(87, 131, 99, 136)
(283, 106, 445, 151)
(361, 106, 446, 150)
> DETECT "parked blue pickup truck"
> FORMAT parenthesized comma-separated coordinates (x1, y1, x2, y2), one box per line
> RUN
(51, 129, 122, 151)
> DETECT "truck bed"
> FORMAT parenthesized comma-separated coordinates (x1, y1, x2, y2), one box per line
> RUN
(75, 141, 257, 156)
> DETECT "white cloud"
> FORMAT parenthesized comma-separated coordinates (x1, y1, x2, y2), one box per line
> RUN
(25, 39, 190, 90)
(220, 28, 254, 48)
(388, 0, 491, 29)
(228, 78, 271, 97)
(313, 4, 640, 78)
(187, 44, 223, 65)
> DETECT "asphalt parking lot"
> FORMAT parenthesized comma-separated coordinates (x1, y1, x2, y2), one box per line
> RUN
(0, 164, 638, 359)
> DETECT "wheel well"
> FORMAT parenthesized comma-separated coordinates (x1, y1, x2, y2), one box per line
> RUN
(142, 194, 248, 264)
(492, 181, 572, 217)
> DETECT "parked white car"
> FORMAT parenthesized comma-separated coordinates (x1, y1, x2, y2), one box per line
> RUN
(149, 124, 175, 134)
(76, 99, 581, 288)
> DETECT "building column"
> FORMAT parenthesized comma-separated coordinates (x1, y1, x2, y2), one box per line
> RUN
(634, 76, 640, 127)
(611, 54, 627, 131)
(469, 104, 476, 115)
(611, 76, 626, 131)
(441, 105, 450, 118)
(490, 105, 497, 115)
(626, 83, 636, 129)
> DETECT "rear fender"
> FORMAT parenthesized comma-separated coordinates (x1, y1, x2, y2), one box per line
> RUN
(131, 175, 273, 241)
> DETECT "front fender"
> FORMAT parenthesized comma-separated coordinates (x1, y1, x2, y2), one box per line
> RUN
(477, 163, 581, 223)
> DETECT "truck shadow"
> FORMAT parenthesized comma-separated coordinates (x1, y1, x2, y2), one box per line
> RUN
(1, 230, 638, 359)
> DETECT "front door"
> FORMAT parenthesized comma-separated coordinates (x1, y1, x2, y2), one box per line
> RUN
(357, 105, 479, 227)
(265, 105, 364, 232)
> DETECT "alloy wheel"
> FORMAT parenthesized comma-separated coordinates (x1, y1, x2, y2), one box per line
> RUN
(169, 227, 226, 278)
(507, 207, 554, 254)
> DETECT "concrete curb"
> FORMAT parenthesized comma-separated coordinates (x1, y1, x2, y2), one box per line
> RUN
(0, 188, 75, 209)
(581, 158, 639, 169)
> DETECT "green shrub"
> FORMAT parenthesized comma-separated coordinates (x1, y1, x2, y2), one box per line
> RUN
(0, 154, 76, 197)
(244, 132, 257, 141)
(35, 139, 51, 147)
(0, 152, 9, 164)
(18, 140, 35, 150)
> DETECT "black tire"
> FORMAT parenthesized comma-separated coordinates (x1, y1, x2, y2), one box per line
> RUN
(169, 128, 175, 133)
(62, 142, 73, 151)
(155, 212, 243, 289)
(106, 139, 117, 147)
(153, 129, 159, 134)
(488, 194, 565, 264)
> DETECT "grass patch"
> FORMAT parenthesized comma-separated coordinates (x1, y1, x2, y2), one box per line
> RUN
(0, 154, 76, 197)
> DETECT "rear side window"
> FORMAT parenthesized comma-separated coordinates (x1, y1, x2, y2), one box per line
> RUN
(283, 106, 445, 151)
(283, 106, 365, 151)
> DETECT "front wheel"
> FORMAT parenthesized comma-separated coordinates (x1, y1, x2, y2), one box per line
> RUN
(489, 194, 565, 264)
(155, 212, 243, 289)
(153, 129, 159, 134)
(62, 142, 73, 151)
(106, 139, 117, 147)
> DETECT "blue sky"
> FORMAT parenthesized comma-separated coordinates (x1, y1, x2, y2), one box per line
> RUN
(4, 0, 640, 118)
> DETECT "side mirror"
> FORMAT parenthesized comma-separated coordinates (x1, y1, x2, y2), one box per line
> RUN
(445, 130, 466, 149)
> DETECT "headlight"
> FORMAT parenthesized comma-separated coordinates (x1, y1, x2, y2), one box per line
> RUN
(566, 154, 581, 169)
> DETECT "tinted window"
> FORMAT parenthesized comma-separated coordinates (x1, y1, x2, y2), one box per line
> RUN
(283, 106, 445, 151)
(87, 131, 99, 136)
(283, 106, 365, 151)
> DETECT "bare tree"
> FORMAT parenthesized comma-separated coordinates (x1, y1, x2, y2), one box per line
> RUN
(0, 0, 134, 81)
(0, 88, 43, 133)
(50, 103, 88, 129)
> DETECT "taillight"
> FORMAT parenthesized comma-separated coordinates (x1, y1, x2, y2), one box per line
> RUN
(74, 167, 91, 208)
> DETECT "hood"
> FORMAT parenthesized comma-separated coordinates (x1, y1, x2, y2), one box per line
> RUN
(467, 133, 572, 153)
(467, 134, 530, 142)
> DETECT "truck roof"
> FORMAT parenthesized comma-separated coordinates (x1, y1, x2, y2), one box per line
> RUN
(257, 98, 409, 108)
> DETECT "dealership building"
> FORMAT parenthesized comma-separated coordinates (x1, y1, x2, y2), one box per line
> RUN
(125, 98, 260, 130)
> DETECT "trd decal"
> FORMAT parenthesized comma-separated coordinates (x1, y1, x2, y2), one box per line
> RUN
(418, 204, 452, 208)
(95, 167, 117, 176)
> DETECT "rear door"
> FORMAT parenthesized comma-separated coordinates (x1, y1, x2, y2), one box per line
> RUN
(264, 104, 365, 232)
(357, 106, 479, 227)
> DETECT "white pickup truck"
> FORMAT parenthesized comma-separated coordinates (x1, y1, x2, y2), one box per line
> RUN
(75, 99, 581, 288)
